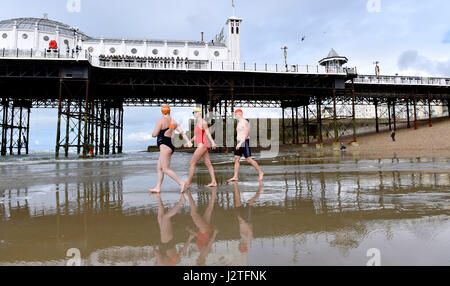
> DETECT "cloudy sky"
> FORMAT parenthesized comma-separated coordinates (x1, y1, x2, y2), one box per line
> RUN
(1, 0, 449, 151)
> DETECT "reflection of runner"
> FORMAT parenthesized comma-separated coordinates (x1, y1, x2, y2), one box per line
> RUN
(152, 193, 193, 266)
(186, 107, 217, 188)
(150, 105, 192, 193)
(227, 109, 264, 182)
(185, 189, 219, 266)
(233, 181, 263, 254)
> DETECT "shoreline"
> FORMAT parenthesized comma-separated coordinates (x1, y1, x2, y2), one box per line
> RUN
(146, 117, 450, 160)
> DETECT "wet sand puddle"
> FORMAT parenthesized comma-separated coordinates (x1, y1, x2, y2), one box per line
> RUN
(0, 152, 449, 265)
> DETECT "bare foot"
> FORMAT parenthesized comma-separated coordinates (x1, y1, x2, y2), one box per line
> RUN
(180, 182, 186, 193)
(227, 177, 238, 182)
(179, 194, 186, 204)
(206, 182, 217, 187)
(258, 172, 264, 181)
(150, 187, 161, 193)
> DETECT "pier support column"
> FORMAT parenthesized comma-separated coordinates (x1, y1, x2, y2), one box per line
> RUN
(1, 98, 9, 156)
(351, 81, 357, 142)
(387, 100, 392, 131)
(316, 97, 323, 144)
(406, 99, 411, 129)
(392, 99, 397, 131)
(413, 90, 418, 130)
(303, 105, 309, 143)
(291, 106, 295, 144)
(374, 99, 379, 133)
(282, 106, 285, 144)
(295, 106, 299, 144)
(55, 79, 94, 158)
(332, 89, 338, 142)
(0, 99, 31, 156)
(428, 91, 432, 127)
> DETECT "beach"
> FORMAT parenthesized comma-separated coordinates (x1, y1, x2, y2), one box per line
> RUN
(1, 146, 450, 265)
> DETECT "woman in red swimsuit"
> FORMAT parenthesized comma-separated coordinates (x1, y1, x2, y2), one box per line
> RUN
(185, 107, 217, 188)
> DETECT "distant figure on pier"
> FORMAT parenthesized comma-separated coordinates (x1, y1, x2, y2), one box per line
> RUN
(227, 109, 264, 182)
(340, 142, 346, 151)
(185, 107, 217, 188)
(391, 130, 396, 142)
(150, 105, 192, 193)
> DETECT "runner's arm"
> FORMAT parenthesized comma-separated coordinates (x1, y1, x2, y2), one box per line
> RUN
(152, 119, 162, 137)
(202, 120, 216, 148)
(175, 123, 192, 146)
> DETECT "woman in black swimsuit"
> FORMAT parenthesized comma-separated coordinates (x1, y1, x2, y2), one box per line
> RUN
(150, 105, 192, 193)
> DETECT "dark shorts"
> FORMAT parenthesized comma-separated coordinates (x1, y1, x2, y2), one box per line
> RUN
(159, 239, 176, 255)
(234, 139, 251, 158)
(157, 136, 175, 154)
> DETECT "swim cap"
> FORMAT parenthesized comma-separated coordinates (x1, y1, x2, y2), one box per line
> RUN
(193, 107, 202, 114)
(234, 109, 243, 115)
(161, 105, 170, 115)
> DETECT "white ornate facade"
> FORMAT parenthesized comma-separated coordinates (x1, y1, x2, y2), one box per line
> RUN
(0, 15, 243, 64)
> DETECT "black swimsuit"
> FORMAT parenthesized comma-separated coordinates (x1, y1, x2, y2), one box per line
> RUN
(157, 128, 175, 154)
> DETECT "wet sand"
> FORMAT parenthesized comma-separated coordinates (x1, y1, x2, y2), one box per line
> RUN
(1, 152, 449, 266)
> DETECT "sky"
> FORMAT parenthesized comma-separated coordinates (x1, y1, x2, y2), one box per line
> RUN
(1, 0, 449, 151)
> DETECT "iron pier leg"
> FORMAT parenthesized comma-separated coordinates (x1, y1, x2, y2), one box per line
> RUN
(1, 99, 8, 156)
(374, 99, 379, 133)
(18, 106, 23, 155)
(333, 89, 338, 142)
(393, 99, 397, 131)
(9, 104, 14, 155)
(82, 80, 90, 157)
(303, 105, 309, 144)
(100, 102, 104, 155)
(413, 90, 418, 130)
(387, 100, 392, 131)
(428, 91, 432, 127)
(295, 106, 299, 144)
(351, 81, 357, 142)
(113, 107, 116, 155)
(282, 106, 285, 145)
(55, 80, 62, 158)
(77, 99, 82, 155)
(406, 99, 411, 129)
(317, 98, 323, 144)
(291, 107, 295, 145)
(64, 98, 71, 158)
(26, 105, 30, 155)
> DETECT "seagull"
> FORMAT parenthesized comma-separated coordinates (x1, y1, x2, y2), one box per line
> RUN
(301, 36, 305, 42)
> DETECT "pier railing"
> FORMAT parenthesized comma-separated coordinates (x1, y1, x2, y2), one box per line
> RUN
(0, 48, 356, 75)
(90, 55, 356, 75)
(354, 75, 450, 87)
(0, 48, 91, 61)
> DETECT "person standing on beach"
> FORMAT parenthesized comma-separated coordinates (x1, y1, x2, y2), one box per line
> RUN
(391, 130, 396, 142)
(227, 109, 264, 182)
(185, 107, 217, 188)
(150, 105, 192, 193)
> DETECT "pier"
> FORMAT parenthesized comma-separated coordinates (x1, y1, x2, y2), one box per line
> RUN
(0, 15, 449, 157)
